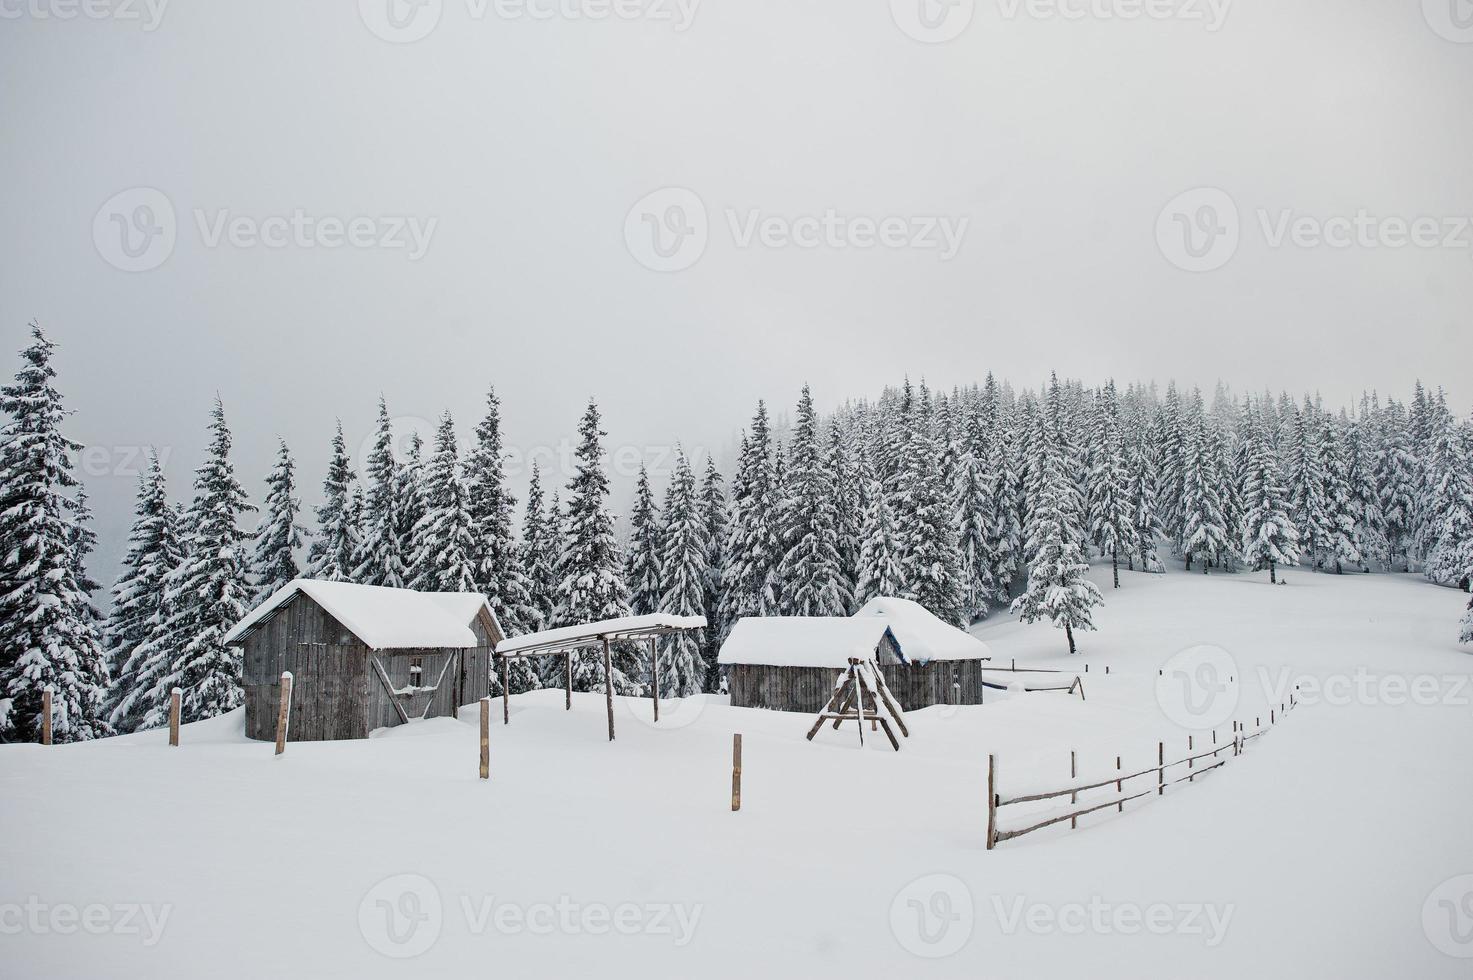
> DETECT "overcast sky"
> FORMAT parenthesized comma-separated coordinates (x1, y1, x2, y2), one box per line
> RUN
(2, 0, 1470, 588)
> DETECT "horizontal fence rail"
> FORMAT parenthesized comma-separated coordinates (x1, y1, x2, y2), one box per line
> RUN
(985, 695, 1299, 849)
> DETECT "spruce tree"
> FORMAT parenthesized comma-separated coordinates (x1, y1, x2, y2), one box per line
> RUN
(952, 403, 996, 618)
(1289, 400, 1329, 568)
(721, 402, 782, 624)
(1129, 441, 1166, 573)
(1240, 410, 1299, 583)
(396, 431, 429, 586)
(893, 381, 965, 624)
(624, 464, 664, 615)
(657, 451, 709, 696)
(1461, 594, 1473, 646)
(105, 452, 185, 732)
(308, 422, 359, 582)
(697, 455, 726, 686)
(520, 463, 558, 632)
(1317, 416, 1362, 574)
(556, 399, 638, 692)
(1011, 407, 1103, 655)
(1087, 381, 1135, 588)
(252, 438, 305, 601)
(989, 406, 1026, 599)
(154, 397, 255, 723)
(856, 475, 904, 602)
(464, 387, 538, 637)
(777, 386, 849, 617)
(1424, 415, 1473, 590)
(0, 323, 110, 742)
(828, 418, 863, 601)
(353, 398, 407, 588)
(1181, 407, 1230, 573)
(1375, 402, 1419, 571)
(411, 413, 478, 594)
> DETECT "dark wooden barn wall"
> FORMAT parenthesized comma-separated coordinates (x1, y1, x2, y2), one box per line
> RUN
(727, 659, 990, 714)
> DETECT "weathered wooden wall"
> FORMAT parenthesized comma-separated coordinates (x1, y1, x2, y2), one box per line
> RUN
(241, 593, 373, 741)
(727, 659, 991, 714)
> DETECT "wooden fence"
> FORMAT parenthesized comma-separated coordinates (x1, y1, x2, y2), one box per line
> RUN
(985, 694, 1298, 849)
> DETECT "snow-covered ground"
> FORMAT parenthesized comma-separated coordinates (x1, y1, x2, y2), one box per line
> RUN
(3, 567, 1471, 979)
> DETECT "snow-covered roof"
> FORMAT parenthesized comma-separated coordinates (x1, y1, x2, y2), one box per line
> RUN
(496, 613, 707, 656)
(717, 617, 895, 669)
(854, 597, 991, 663)
(223, 579, 498, 650)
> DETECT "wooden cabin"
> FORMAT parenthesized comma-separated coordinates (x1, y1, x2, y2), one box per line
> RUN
(719, 597, 991, 713)
(224, 580, 503, 742)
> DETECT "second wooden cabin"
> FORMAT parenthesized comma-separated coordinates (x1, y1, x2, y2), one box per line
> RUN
(719, 597, 992, 713)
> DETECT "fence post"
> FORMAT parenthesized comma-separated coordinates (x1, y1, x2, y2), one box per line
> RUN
(168, 688, 181, 747)
(1070, 751, 1078, 829)
(1271, 708, 1275, 726)
(986, 754, 998, 849)
(40, 686, 53, 745)
(1188, 735, 1195, 782)
(1115, 756, 1123, 812)
(731, 734, 742, 812)
(480, 697, 490, 780)
(274, 671, 293, 756)
(1158, 742, 1164, 796)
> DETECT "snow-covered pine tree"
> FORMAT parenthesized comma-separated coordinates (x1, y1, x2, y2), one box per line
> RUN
(989, 403, 1025, 599)
(104, 453, 185, 732)
(1289, 399, 1329, 569)
(656, 450, 709, 696)
(893, 380, 966, 625)
(1317, 415, 1362, 574)
(0, 324, 110, 742)
(396, 431, 430, 586)
(251, 438, 305, 601)
(1374, 401, 1419, 571)
(776, 386, 850, 617)
(827, 418, 863, 603)
(1086, 381, 1135, 588)
(1239, 407, 1300, 583)
(68, 485, 102, 621)
(1345, 412, 1387, 571)
(520, 463, 558, 633)
(856, 471, 904, 603)
(463, 387, 538, 647)
(555, 399, 638, 693)
(1011, 402, 1104, 655)
(1423, 412, 1473, 590)
(307, 422, 359, 582)
(697, 455, 726, 685)
(1155, 384, 1188, 554)
(352, 398, 407, 588)
(1128, 440, 1166, 572)
(410, 413, 478, 594)
(720, 402, 782, 624)
(952, 402, 996, 619)
(624, 464, 664, 616)
(153, 396, 255, 724)
(1461, 592, 1473, 645)
(1180, 403, 1230, 574)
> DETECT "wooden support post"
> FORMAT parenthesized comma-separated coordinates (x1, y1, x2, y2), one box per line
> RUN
(1070, 751, 1078, 829)
(274, 671, 293, 756)
(501, 656, 511, 725)
(1271, 708, 1276, 725)
(168, 688, 181, 747)
(1158, 742, 1165, 796)
(479, 697, 490, 780)
(731, 733, 742, 811)
(1115, 756, 1123, 812)
(602, 636, 615, 742)
(1188, 735, 1195, 782)
(564, 651, 572, 710)
(650, 636, 660, 723)
(986, 754, 997, 850)
(1105, 665, 1110, 675)
(40, 687, 52, 745)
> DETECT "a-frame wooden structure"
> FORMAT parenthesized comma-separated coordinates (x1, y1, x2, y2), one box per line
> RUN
(805, 658, 910, 751)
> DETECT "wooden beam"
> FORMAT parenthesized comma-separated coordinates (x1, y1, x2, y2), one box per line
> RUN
(41, 687, 52, 745)
(274, 671, 292, 755)
(479, 697, 490, 780)
(502, 655, 510, 725)
(602, 636, 615, 742)
(731, 733, 742, 811)
(564, 651, 572, 710)
(650, 635, 660, 723)
(371, 657, 412, 725)
(168, 688, 181, 746)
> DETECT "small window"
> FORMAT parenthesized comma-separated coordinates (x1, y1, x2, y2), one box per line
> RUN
(409, 657, 423, 687)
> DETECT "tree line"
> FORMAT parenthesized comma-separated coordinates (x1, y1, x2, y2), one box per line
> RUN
(1, 322, 1469, 742)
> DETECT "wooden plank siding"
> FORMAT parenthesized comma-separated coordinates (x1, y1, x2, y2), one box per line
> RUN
(727, 659, 990, 714)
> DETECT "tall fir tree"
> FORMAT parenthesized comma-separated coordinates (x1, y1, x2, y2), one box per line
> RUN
(1087, 381, 1135, 588)
(697, 455, 727, 687)
(952, 403, 996, 618)
(105, 453, 186, 732)
(721, 402, 782, 624)
(252, 438, 305, 601)
(624, 464, 664, 616)
(656, 451, 709, 696)
(776, 386, 850, 617)
(556, 399, 638, 693)
(353, 398, 407, 588)
(1240, 408, 1300, 583)
(464, 387, 538, 641)
(1423, 413, 1473, 590)
(1317, 416, 1362, 574)
(154, 397, 255, 724)
(308, 422, 360, 581)
(893, 381, 966, 625)
(411, 413, 478, 594)
(0, 323, 110, 742)
(396, 431, 429, 585)
(1128, 440, 1165, 573)
(520, 463, 558, 632)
